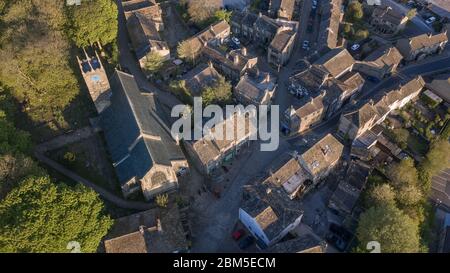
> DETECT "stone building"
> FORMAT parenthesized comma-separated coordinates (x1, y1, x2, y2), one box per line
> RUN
(77, 50, 111, 114)
(396, 32, 448, 62)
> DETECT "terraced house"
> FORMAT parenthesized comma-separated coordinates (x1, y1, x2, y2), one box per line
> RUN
(370, 6, 408, 36)
(234, 70, 277, 106)
(338, 76, 425, 140)
(184, 112, 257, 176)
(396, 31, 448, 62)
(239, 134, 343, 248)
(354, 46, 403, 80)
(231, 10, 298, 67)
(283, 48, 365, 135)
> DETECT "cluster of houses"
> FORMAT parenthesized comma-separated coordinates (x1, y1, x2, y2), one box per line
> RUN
(283, 47, 365, 135)
(282, 28, 447, 137)
(122, 0, 170, 67)
(238, 133, 344, 250)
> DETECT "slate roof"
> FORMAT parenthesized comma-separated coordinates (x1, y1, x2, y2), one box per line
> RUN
(430, 168, 450, 210)
(104, 205, 188, 253)
(343, 76, 425, 131)
(266, 234, 326, 253)
(241, 176, 304, 242)
(254, 14, 280, 36)
(329, 160, 372, 214)
(362, 46, 403, 69)
(100, 71, 184, 185)
(314, 47, 355, 79)
(397, 32, 448, 56)
(184, 20, 230, 54)
(189, 112, 256, 166)
(234, 71, 276, 104)
(182, 63, 221, 96)
(427, 73, 450, 103)
(203, 46, 257, 72)
(318, 0, 343, 50)
(300, 134, 344, 177)
(125, 10, 167, 60)
(372, 6, 407, 25)
(269, 30, 296, 52)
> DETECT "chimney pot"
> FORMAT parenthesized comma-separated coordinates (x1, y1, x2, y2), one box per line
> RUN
(234, 54, 239, 64)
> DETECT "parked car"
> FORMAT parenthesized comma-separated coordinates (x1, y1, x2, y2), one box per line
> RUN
(312, 0, 318, 9)
(425, 16, 436, 25)
(238, 236, 255, 249)
(350, 44, 360, 51)
(232, 229, 246, 241)
(366, 75, 380, 83)
(302, 40, 310, 49)
(231, 37, 240, 45)
(325, 233, 347, 252)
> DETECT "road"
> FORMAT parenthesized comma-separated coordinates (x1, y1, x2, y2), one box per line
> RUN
(115, 0, 183, 111)
(382, 0, 433, 33)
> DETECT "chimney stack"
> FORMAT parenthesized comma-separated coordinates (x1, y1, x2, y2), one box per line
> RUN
(241, 47, 247, 56)
(233, 54, 239, 65)
(156, 217, 162, 232)
(264, 73, 270, 83)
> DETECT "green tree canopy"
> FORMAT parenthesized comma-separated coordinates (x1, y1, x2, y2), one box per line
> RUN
(215, 9, 233, 22)
(0, 0, 80, 122)
(346, 1, 364, 22)
(0, 176, 113, 252)
(144, 51, 165, 74)
(387, 158, 419, 189)
(202, 77, 232, 106)
(177, 40, 200, 64)
(356, 204, 421, 253)
(366, 184, 396, 207)
(420, 138, 450, 178)
(66, 0, 118, 47)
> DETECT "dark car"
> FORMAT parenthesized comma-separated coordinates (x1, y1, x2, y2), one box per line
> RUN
(325, 233, 347, 252)
(366, 75, 380, 83)
(238, 236, 255, 250)
(329, 223, 353, 241)
(232, 229, 246, 241)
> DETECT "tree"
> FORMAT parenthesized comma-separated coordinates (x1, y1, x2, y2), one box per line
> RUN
(356, 204, 421, 253)
(66, 0, 118, 47)
(395, 184, 423, 208)
(215, 9, 233, 23)
(202, 77, 232, 106)
(0, 0, 80, 122)
(156, 193, 169, 208)
(144, 52, 165, 74)
(420, 138, 450, 178)
(406, 8, 417, 19)
(177, 40, 200, 64)
(187, 0, 221, 26)
(346, 1, 364, 22)
(0, 111, 31, 155)
(386, 158, 419, 189)
(0, 176, 113, 252)
(392, 128, 410, 149)
(367, 184, 396, 207)
(354, 29, 369, 40)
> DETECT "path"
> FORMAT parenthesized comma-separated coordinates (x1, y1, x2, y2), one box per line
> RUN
(34, 127, 155, 211)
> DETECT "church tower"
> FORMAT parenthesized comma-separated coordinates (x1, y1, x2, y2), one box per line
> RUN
(77, 49, 111, 114)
